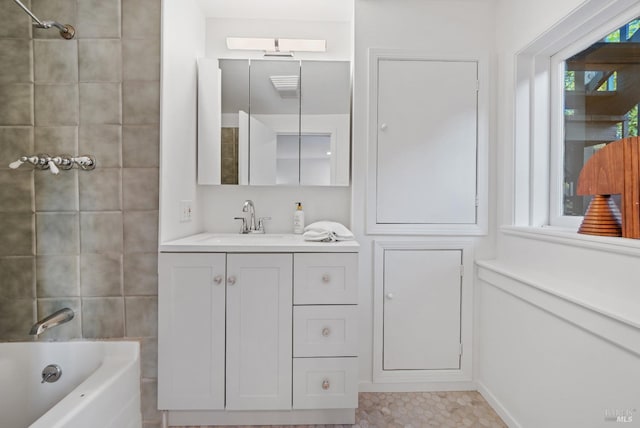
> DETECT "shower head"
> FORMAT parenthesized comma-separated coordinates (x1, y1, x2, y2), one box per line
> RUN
(12, 0, 75, 40)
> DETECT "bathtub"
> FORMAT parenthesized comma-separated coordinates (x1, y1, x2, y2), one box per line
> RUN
(0, 341, 141, 428)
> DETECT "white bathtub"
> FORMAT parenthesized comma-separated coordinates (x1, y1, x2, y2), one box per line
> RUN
(0, 341, 141, 428)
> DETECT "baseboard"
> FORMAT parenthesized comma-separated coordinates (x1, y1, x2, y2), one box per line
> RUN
(476, 380, 521, 428)
(358, 380, 477, 392)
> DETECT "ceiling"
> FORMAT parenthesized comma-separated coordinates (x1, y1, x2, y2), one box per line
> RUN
(196, 0, 353, 22)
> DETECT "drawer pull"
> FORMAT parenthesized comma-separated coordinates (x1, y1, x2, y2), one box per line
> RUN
(227, 276, 236, 285)
(322, 379, 330, 390)
(213, 275, 223, 285)
(322, 274, 331, 283)
(386, 292, 394, 300)
(321, 327, 331, 337)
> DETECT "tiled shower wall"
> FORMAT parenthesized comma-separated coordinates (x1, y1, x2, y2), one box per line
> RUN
(0, 0, 161, 425)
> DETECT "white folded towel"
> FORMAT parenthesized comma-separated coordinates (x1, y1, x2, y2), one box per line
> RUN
(303, 221, 355, 242)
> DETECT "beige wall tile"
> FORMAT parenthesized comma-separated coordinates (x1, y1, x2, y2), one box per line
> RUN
(80, 253, 123, 296)
(0, 128, 34, 168)
(0, 213, 34, 256)
(34, 40, 78, 83)
(0, 0, 32, 39)
(0, 170, 33, 212)
(34, 169, 78, 211)
(36, 212, 78, 255)
(122, 39, 160, 81)
(77, 0, 121, 39)
(123, 0, 160, 40)
(34, 126, 78, 154)
(0, 84, 33, 125)
(123, 252, 157, 296)
(81, 296, 124, 338)
(125, 296, 157, 337)
(35, 84, 79, 125)
(79, 125, 122, 167)
(0, 257, 35, 299)
(123, 211, 157, 253)
(0, 40, 33, 84)
(0, 298, 35, 340)
(123, 168, 158, 210)
(36, 255, 79, 297)
(79, 83, 122, 124)
(80, 212, 123, 253)
(79, 39, 121, 82)
(123, 81, 159, 125)
(79, 168, 122, 211)
(122, 125, 159, 167)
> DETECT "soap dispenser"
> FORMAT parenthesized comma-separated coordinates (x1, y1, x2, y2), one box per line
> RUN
(293, 202, 305, 234)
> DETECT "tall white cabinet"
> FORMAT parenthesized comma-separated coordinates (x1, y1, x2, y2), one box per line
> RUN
(158, 235, 359, 426)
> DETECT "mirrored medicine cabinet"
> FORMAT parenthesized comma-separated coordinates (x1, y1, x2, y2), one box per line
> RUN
(197, 58, 351, 186)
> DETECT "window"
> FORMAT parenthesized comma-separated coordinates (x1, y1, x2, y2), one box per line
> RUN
(549, 13, 640, 228)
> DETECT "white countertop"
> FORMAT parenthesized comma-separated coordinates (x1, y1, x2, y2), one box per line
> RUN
(159, 232, 360, 253)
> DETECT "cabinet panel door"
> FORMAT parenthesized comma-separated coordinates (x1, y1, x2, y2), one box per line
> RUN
(383, 250, 461, 370)
(158, 253, 226, 409)
(226, 254, 293, 410)
(376, 59, 478, 224)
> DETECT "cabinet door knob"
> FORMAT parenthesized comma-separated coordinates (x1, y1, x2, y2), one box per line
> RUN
(322, 379, 330, 390)
(227, 276, 236, 285)
(213, 275, 223, 285)
(321, 327, 331, 337)
(321, 274, 331, 283)
(380, 123, 387, 131)
(386, 292, 394, 300)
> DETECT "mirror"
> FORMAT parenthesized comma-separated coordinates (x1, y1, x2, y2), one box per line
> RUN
(200, 58, 351, 186)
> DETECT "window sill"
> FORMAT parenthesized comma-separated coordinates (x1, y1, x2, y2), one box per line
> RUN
(500, 225, 640, 258)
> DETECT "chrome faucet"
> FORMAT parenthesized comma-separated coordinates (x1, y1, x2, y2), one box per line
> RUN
(29, 307, 74, 336)
(234, 200, 271, 234)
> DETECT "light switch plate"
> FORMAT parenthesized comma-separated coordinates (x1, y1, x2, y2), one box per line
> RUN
(180, 200, 193, 222)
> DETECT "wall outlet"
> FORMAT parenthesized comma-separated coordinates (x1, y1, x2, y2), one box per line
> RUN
(180, 200, 193, 222)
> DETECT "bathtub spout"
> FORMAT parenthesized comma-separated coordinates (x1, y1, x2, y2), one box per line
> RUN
(29, 308, 74, 335)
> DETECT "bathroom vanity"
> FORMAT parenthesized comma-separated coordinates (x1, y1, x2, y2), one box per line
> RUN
(157, 233, 359, 426)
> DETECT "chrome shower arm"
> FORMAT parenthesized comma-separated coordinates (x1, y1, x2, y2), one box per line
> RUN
(12, 0, 75, 39)
(12, 0, 46, 27)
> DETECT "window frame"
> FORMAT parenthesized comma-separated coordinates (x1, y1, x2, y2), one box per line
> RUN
(512, 0, 640, 230)
(549, 10, 640, 228)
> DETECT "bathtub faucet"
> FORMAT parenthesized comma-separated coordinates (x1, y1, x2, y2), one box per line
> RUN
(29, 308, 74, 335)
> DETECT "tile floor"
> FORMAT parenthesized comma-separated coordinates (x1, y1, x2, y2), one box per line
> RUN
(172, 391, 507, 428)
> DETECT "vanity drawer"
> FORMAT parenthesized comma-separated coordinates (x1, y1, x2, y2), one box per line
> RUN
(292, 357, 358, 409)
(294, 305, 358, 357)
(294, 253, 358, 304)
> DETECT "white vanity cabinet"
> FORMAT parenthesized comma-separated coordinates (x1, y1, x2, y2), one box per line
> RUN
(158, 234, 359, 426)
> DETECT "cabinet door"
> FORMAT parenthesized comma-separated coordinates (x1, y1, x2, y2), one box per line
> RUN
(376, 59, 478, 224)
(158, 253, 226, 409)
(226, 254, 293, 410)
(383, 250, 462, 370)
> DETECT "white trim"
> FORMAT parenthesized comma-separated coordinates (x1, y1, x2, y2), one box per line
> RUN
(549, 4, 640, 228)
(372, 239, 474, 384)
(476, 260, 640, 348)
(476, 381, 523, 428)
(366, 48, 489, 236)
(512, 0, 640, 228)
(501, 225, 640, 258)
(358, 380, 476, 393)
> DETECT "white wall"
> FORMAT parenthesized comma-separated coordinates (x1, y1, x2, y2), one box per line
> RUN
(352, 0, 497, 388)
(478, 0, 640, 425)
(160, 0, 206, 241)
(197, 15, 353, 234)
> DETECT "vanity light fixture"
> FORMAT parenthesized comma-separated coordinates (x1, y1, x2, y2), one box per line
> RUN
(226, 37, 326, 56)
